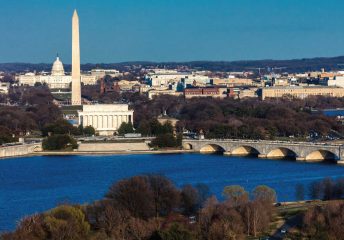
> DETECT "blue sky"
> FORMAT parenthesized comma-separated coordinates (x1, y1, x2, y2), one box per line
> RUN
(0, 0, 344, 63)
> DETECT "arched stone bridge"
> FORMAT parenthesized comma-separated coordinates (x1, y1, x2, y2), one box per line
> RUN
(182, 139, 344, 164)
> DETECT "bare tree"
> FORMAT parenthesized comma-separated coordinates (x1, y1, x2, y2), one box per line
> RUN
(147, 175, 180, 218)
(181, 184, 199, 216)
(106, 176, 155, 219)
(252, 185, 276, 204)
(295, 183, 305, 201)
(309, 181, 323, 200)
(222, 185, 249, 206)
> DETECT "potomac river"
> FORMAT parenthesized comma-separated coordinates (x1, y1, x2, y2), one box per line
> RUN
(1, 153, 344, 231)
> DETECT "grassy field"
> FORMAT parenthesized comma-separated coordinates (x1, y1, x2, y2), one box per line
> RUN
(265, 200, 327, 240)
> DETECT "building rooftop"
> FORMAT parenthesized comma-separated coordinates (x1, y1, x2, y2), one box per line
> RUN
(263, 86, 342, 90)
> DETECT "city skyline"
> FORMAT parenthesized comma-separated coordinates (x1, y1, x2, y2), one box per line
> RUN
(2, 1, 344, 237)
(1, 0, 344, 63)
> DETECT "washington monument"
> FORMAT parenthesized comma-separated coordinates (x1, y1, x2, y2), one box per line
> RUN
(71, 10, 81, 105)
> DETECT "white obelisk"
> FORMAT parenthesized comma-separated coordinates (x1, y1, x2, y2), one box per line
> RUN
(71, 9, 81, 105)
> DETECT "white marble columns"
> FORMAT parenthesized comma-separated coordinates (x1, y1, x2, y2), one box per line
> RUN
(82, 114, 133, 130)
(78, 104, 134, 136)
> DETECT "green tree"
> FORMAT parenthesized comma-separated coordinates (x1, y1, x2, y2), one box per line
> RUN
(42, 134, 78, 150)
(2, 205, 90, 240)
(160, 122, 174, 135)
(136, 120, 152, 136)
(0, 126, 16, 144)
(149, 120, 174, 136)
(150, 133, 180, 148)
(44, 205, 90, 240)
(118, 122, 135, 135)
(42, 119, 80, 136)
(83, 126, 95, 136)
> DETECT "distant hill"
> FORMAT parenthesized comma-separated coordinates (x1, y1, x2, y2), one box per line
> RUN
(2, 56, 344, 73)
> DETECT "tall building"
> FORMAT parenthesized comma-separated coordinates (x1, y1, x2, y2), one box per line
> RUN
(260, 86, 344, 100)
(73, 10, 134, 135)
(71, 10, 82, 105)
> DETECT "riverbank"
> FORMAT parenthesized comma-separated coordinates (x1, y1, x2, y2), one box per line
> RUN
(33, 149, 194, 156)
(0, 148, 195, 160)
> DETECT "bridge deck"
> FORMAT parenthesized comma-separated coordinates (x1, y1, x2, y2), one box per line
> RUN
(182, 139, 344, 163)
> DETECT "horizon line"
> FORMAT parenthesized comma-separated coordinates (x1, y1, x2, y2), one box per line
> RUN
(1, 54, 344, 65)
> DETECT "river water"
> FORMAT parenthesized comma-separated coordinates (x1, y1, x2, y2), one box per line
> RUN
(321, 109, 344, 117)
(1, 153, 344, 231)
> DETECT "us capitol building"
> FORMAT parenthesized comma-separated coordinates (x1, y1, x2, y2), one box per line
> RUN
(16, 55, 97, 89)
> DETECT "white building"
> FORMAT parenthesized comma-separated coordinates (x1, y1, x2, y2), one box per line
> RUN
(146, 73, 187, 87)
(146, 72, 211, 88)
(328, 76, 344, 88)
(148, 69, 179, 74)
(78, 104, 134, 136)
(0, 82, 10, 94)
(17, 56, 98, 89)
(90, 69, 121, 79)
(148, 89, 183, 99)
(182, 74, 211, 87)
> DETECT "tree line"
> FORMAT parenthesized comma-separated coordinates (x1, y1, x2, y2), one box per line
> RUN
(0, 86, 96, 149)
(80, 89, 344, 142)
(295, 177, 344, 202)
(1, 175, 277, 240)
(1, 86, 344, 147)
(118, 120, 182, 149)
(3, 56, 344, 73)
(0, 86, 62, 144)
(133, 95, 344, 141)
(299, 200, 344, 239)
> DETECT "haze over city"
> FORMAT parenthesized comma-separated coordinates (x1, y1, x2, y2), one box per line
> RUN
(1, 0, 344, 63)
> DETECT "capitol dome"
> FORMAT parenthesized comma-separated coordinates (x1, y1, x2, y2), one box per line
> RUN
(51, 56, 65, 76)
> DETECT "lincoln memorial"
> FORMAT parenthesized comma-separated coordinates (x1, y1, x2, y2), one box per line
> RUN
(78, 104, 134, 136)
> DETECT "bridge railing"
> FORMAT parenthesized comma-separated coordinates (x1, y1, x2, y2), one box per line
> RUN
(183, 138, 342, 147)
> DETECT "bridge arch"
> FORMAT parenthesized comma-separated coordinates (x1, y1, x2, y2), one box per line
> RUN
(305, 149, 339, 162)
(200, 144, 226, 153)
(182, 143, 193, 150)
(231, 145, 260, 156)
(266, 147, 298, 159)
